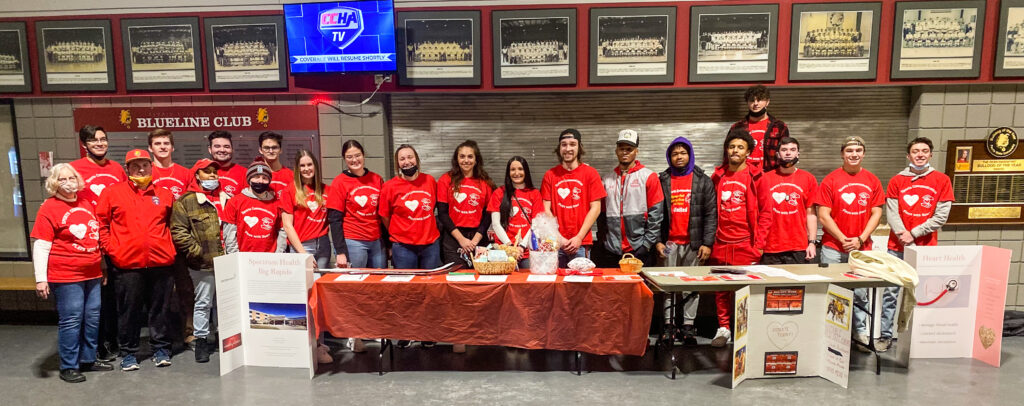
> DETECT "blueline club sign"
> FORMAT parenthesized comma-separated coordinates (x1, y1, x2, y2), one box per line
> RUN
(284, 1, 398, 72)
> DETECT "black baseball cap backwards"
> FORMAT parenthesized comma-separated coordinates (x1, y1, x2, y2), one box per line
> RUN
(558, 128, 581, 142)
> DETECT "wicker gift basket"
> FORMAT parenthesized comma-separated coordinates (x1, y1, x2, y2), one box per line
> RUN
(618, 253, 644, 274)
(473, 260, 516, 275)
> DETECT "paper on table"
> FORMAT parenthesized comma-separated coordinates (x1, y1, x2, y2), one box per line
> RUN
(790, 274, 831, 282)
(720, 274, 764, 281)
(381, 275, 415, 282)
(476, 275, 508, 283)
(334, 274, 369, 282)
(604, 275, 642, 281)
(563, 275, 594, 283)
(526, 274, 558, 282)
(648, 271, 690, 277)
(445, 274, 476, 282)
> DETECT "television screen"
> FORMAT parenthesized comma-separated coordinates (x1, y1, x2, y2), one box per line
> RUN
(284, 0, 397, 73)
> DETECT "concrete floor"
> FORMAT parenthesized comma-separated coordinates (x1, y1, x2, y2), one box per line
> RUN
(1, 324, 1021, 406)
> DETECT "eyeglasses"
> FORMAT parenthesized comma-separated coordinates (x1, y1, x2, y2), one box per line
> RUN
(261, 145, 281, 152)
(85, 138, 108, 144)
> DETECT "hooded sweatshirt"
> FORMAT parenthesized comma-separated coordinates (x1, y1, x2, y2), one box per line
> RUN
(658, 137, 717, 249)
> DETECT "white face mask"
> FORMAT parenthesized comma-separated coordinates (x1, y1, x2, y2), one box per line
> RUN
(59, 182, 79, 194)
(910, 162, 930, 171)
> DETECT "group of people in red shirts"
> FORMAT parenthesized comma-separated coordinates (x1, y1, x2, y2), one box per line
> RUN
(31, 84, 951, 383)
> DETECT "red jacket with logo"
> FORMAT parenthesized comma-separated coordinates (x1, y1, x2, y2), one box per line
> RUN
(96, 181, 176, 269)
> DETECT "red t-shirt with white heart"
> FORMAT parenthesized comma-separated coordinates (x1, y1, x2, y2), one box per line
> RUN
(328, 171, 384, 242)
(540, 164, 607, 245)
(667, 174, 693, 244)
(745, 118, 769, 168)
(437, 174, 493, 228)
(486, 187, 543, 244)
(886, 171, 954, 251)
(30, 196, 102, 282)
(223, 194, 282, 253)
(70, 158, 126, 207)
(757, 169, 817, 253)
(151, 163, 191, 200)
(379, 174, 440, 246)
(813, 167, 884, 252)
(216, 163, 248, 197)
(280, 184, 330, 242)
(271, 167, 294, 199)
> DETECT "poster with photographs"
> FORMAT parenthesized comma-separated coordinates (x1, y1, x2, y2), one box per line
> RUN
(492, 9, 577, 86)
(35, 20, 115, 92)
(397, 11, 481, 86)
(204, 15, 288, 90)
(0, 22, 30, 93)
(996, 0, 1024, 77)
(689, 4, 778, 82)
(891, 1, 986, 79)
(789, 3, 882, 81)
(120, 17, 203, 90)
(589, 7, 675, 84)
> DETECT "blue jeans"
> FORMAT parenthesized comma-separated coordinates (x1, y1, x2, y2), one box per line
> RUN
(346, 238, 385, 268)
(52, 278, 102, 370)
(392, 241, 440, 269)
(876, 250, 903, 338)
(557, 246, 590, 268)
(819, 246, 849, 264)
(301, 235, 332, 269)
(190, 269, 216, 339)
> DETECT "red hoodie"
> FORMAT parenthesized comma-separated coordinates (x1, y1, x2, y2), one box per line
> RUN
(96, 180, 176, 270)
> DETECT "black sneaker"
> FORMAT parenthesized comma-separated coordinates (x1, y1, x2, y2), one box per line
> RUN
(679, 325, 699, 346)
(96, 345, 116, 363)
(80, 361, 114, 372)
(195, 338, 211, 363)
(396, 340, 412, 348)
(421, 341, 436, 348)
(59, 369, 86, 383)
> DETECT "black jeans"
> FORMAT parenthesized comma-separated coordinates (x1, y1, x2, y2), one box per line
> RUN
(760, 250, 808, 265)
(99, 257, 119, 352)
(441, 226, 488, 266)
(113, 266, 175, 356)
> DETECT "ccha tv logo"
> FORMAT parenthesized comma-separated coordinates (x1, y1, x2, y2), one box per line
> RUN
(318, 7, 364, 50)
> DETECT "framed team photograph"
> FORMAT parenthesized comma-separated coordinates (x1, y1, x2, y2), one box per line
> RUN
(35, 19, 116, 92)
(689, 4, 778, 83)
(204, 15, 288, 90)
(996, 0, 1024, 77)
(397, 11, 481, 86)
(120, 17, 203, 90)
(589, 7, 676, 84)
(0, 22, 31, 93)
(891, 1, 986, 79)
(492, 9, 577, 86)
(789, 2, 882, 81)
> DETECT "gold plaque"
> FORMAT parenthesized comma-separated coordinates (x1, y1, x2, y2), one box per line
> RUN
(972, 159, 1024, 172)
(967, 206, 1021, 219)
(986, 127, 1018, 158)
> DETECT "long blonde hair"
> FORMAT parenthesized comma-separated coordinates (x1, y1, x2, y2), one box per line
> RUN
(292, 150, 325, 207)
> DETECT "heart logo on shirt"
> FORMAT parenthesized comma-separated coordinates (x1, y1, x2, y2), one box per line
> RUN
(557, 188, 571, 199)
(307, 201, 319, 211)
(772, 192, 787, 204)
(243, 216, 259, 228)
(903, 194, 920, 206)
(69, 224, 87, 240)
(511, 206, 520, 217)
(404, 200, 419, 211)
(841, 193, 856, 205)
(354, 195, 368, 207)
(89, 184, 105, 196)
(721, 191, 732, 201)
(454, 192, 468, 203)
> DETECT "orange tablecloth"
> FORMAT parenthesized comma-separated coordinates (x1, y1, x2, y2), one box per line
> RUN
(309, 270, 654, 356)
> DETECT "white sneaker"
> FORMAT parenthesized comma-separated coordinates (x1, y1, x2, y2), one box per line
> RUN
(711, 327, 731, 348)
(854, 332, 872, 353)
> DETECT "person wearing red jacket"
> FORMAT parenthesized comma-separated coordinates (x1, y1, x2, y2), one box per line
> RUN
(207, 131, 247, 197)
(710, 129, 763, 347)
(95, 149, 176, 371)
(437, 140, 495, 266)
(380, 144, 441, 269)
(595, 129, 664, 268)
(756, 137, 818, 264)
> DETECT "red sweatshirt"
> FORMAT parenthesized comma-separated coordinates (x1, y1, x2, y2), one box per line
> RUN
(712, 164, 761, 245)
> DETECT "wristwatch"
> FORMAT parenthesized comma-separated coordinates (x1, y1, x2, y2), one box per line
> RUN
(810, 239, 821, 246)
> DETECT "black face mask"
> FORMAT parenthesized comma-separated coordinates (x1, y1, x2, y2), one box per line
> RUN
(250, 182, 270, 194)
(748, 108, 767, 118)
(400, 165, 418, 177)
(779, 156, 799, 168)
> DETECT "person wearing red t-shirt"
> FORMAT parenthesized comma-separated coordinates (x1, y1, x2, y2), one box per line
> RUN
(223, 158, 287, 254)
(207, 131, 247, 197)
(595, 129, 663, 268)
(813, 136, 883, 351)
(281, 150, 331, 269)
(69, 124, 125, 363)
(756, 137, 818, 264)
(258, 131, 295, 199)
(328, 140, 385, 270)
(541, 129, 607, 267)
(95, 149, 177, 371)
(148, 129, 191, 200)
(487, 156, 543, 269)
(438, 140, 495, 266)
(728, 84, 790, 172)
(878, 137, 953, 352)
(380, 144, 441, 269)
(709, 129, 763, 348)
(32, 163, 111, 382)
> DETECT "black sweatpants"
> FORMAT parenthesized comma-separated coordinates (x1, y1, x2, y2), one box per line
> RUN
(114, 266, 175, 356)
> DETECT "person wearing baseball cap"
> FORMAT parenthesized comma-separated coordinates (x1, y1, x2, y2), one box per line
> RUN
(594, 129, 663, 270)
(222, 157, 288, 255)
(813, 134, 883, 352)
(541, 128, 607, 267)
(95, 148, 177, 371)
(169, 158, 228, 363)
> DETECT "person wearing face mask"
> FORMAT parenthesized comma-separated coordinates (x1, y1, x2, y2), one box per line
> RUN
(595, 129, 663, 268)
(222, 157, 288, 254)
(879, 137, 953, 352)
(32, 163, 112, 382)
(379, 144, 441, 270)
(728, 84, 790, 172)
(487, 156, 543, 269)
(755, 137, 818, 264)
(170, 159, 227, 363)
(95, 149, 177, 371)
(437, 140, 495, 266)
(281, 150, 331, 268)
(328, 140, 386, 270)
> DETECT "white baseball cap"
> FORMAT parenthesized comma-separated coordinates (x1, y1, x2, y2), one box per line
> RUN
(617, 129, 639, 147)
